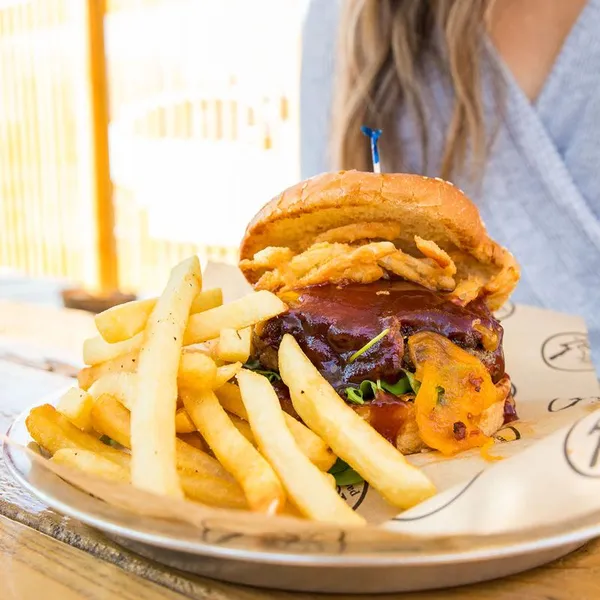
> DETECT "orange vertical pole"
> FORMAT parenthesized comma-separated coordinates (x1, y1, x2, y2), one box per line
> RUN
(84, 0, 118, 292)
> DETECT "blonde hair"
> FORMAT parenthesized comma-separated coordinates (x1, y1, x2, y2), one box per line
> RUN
(332, 0, 501, 181)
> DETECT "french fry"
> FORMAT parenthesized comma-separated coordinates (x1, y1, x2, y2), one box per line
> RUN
(323, 472, 337, 488)
(95, 288, 223, 344)
(184, 339, 219, 359)
(86, 359, 238, 440)
(283, 414, 337, 472)
(88, 372, 137, 410)
(228, 413, 255, 444)
(216, 327, 252, 363)
(91, 395, 231, 481)
(177, 432, 207, 452)
(85, 310, 223, 369)
(90, 395, 134, 448)
(174, 361, 241, 434)
(177, 351, 218, 390)
(87, 353, 218, 413)
(77, 351, 139, 391)
(94, 298, 156, 345)
(190, 288, 223, 314)
(183, 340, 229, 368)
(83, 332, 144, 367)
(167, 360, 243, 434)
(179, 471, 247, 509)
(278, 335, 437, 509)
(79, 347, 218, 393)
(182, 389, 286, 514)
(51, 448, 129, 483)
(214, 382, 246, 415)
(173, 437, 231, 480)
(183, 291, 287, 345)
(51, 448, 246, 509)
(130, 256, 201, 499)
(215, 382, 336, 471)
(237, 370, 364, 525)
(213, 362, 242, 389)
(175, 407, 196, 433)
(56, 387, 95, 432)
(26, 405, 128, 467)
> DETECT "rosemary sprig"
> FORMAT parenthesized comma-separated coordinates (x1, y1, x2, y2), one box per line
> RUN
(348, 328, 390, 363)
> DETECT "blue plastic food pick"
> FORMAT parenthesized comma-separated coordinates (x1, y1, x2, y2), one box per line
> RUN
(360, 126, 382, 173)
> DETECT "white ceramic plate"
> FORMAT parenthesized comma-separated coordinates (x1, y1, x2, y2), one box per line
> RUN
(4, 397, 599, 594)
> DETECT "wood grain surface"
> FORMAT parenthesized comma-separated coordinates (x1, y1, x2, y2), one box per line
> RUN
(0, 515, 186, 600)
(2, 510, 600, 600)
(2, 300, 600, 599)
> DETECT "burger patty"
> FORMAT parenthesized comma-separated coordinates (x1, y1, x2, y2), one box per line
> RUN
(256, 280, 505, 387)
(252, 281, 516, 445)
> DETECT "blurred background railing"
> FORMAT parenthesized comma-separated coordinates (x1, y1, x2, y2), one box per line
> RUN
(0, 0, 307, 295)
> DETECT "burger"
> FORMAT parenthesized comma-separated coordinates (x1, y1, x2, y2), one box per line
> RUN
(239, 171, 520, 456)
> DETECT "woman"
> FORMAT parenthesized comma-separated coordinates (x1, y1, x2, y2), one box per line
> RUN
(301, 0, 599, 372)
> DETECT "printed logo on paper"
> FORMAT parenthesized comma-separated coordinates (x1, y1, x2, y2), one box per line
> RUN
(564, 414, 600, 478)
(494, 301, 516, 321)
(494, 425, 521, 443)
(337, 481, 369, 511)
(541, 332, 593, 372)
(548, 396, 600, 413)
(392, 472, 483, 522)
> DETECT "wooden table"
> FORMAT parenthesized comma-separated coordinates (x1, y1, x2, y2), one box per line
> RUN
(2, 300, 600, 600)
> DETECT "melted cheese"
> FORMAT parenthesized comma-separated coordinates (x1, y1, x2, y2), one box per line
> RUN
(408, 331, 498, 456)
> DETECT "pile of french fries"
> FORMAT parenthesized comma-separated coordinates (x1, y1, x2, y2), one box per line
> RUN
(26, 256, 435, 527)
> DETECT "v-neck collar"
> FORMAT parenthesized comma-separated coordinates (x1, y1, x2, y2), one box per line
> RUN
(479, 5, 600, 254)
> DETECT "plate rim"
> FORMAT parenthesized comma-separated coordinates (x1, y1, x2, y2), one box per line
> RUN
(5, 398, 600, 568)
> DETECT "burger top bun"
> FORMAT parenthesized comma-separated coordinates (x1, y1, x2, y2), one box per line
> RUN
(239, 171, 520, 310)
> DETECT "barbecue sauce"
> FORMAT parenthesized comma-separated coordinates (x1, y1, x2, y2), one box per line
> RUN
(255, 281, 509, 445)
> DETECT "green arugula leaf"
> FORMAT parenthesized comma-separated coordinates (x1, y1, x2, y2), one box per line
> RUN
(328, 459, 364, 486)
(405, 371, 421, 394)
(243, 360, 281, 383)
(346, 375, 413, 404)
(243, 359, 260, 370)
(328, 458, 348, 475)
(345, 387, 365, 404)
(379, 377, 411, 396)
(346, 379, 380, 404)
(99, 435, 118, 448)
(348, 328, 390, 363)
(436, 385, 446, 404)
(359, 379, 378, 398)
(334, 468, 365, 486)
(255, 370, 281, 383)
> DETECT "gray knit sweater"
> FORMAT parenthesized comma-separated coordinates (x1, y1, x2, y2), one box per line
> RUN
(300, 0, 600, 372)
